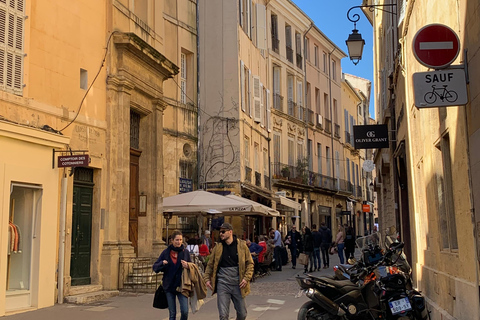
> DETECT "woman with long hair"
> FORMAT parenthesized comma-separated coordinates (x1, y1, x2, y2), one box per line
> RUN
(153, 230, 191, 320)
(334, 225, 345, 264)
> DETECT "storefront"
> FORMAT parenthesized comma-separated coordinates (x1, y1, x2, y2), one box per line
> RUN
(0, 121, 69, 315)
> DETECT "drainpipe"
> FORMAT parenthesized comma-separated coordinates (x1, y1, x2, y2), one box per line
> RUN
(58, 172, 68, 304)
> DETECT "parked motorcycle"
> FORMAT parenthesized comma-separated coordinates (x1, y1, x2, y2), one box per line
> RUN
(296, 233, 430, 320)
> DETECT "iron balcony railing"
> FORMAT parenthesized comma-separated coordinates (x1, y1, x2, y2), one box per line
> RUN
(264, 175, 270, 189)
(334, 124, 341, 138)
(309, 172, 336, 190)
(287, 100, 296, 117)
(324, 118, 332, 134)
(255, 171, 262, 187)
(357, 186, 363, 198)
(338, 179, 354, 194)
(298, 105, 305, 121)
(272, 37, 280, 53)
(307, 109, 315, 125)
(296, 53, 303, 69)
(345, 131, 352, 145)
(245, 166, 252, 183)
(273, 93, 283, 111)
(119, 257, 160, 293)
(286, 46, 294, 63)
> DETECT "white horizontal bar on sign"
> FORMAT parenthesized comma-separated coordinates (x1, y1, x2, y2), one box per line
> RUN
(419, 41, 453, 50)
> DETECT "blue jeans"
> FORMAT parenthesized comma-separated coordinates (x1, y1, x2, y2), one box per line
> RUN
(337, 243, 345, 264)
(165, 291, 188, 320)
(217, 281, 247, 320)
(312, 247, 321, 269)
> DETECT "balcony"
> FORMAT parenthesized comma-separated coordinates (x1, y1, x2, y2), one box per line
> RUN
(286, 46, 294, 63)
(273, 93, 283, 111)
(255, 171, 261, 187)
(310, 172, 335, 190)
(296, 53, 303, 69)
(324, 118, 332, 134)
(345, 131, 351, 145)
(272, 37, 279, 54)
(357, 186, 362, 198)
(272, 162, 308, 184)
(338, 179, 353, 194)
(245, 166, 252, 183)
(287, 100, 296, 117)
(297, 105, 305, 121)
(307, 109, 315, 125)
(334, 124, 340, 138)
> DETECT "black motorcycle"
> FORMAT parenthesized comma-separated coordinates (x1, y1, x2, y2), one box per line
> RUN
(296, 235, 430, 320)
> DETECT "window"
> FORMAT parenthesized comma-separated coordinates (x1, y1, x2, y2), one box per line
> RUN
(317, 143, 322, 174)
(285, 25, 293, 63)
(314, 45, 318, 67)
(287, 75, 294, 116)
(0, 0, 25, 95)
(244, 136, 250, 167)
(358, 104, 362, 115)
(180, 161, 194, 179)
(435, 133, 458, 250)
(333, 99, 338, 124)
(263, 148, 268, 175)
(180, 53, 187, 104)
(241, 64, 251, 115)
(288, 138, 294, 166)
(254, 143, 259, 172)
(80, 69, 88, 90)
(304, 37, 309, 61)
(306, 82, 311, 110)
(307, 139, 313, 170)
(273, 65, 281, 110)
(240, 0, 252, 37)
(332, 60, 337, 80)
(315, 88, 320, 114)
(273, 132, 281, 168)
(335, 151, 340, 188)
(255, 3, 266, 50)
(326, 146, 331, 176)
(295, 32, 302, 69)
(297, 141, 304, 163)
(323, 52, 327, 72)
(324, 93, 329, 119)
(130, 110, 140, 149)
(271, 14, 279, 53)
(346, 158, 350, 183)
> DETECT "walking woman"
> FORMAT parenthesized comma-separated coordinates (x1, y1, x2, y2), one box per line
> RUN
(302, 226, 314, 273)
(334, 225, 345, 264)
(153, 230, 191, 320)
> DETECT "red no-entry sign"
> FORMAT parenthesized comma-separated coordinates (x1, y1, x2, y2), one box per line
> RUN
(413, 24, 460, 69)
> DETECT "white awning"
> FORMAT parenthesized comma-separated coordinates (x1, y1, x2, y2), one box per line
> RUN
(277, 196, 301, 211)
(226, 194, 279, 217)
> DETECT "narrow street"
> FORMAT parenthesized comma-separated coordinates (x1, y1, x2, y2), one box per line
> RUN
(4, 254, 342, 320)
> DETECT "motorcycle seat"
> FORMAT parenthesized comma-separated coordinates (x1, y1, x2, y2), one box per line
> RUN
(317, 277, 361, 293)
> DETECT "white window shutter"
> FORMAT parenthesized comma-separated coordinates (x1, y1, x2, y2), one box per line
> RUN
(266, 88, 271, 132)
(256, 4, 266, 50)
(248, 69, 252, 117)
(240, 60, 245, 112)
(260, 83, 264, 126)
(253, 76, 261, 122)
(297, 81, 303, 106)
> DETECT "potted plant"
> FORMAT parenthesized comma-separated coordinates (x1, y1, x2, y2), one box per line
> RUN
(281, 166, 290, 178)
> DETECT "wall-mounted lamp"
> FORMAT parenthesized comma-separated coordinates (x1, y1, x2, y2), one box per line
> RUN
(346, 4, 397, 65)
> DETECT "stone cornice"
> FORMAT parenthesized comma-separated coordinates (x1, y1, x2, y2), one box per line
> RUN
(106, 75, 135, 94)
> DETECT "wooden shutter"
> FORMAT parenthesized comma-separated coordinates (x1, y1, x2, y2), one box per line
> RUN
(256, 4, 266, 50)
(240, 61, 245, 112)
(266, 89, 271, 132)
(248, 69, 252, 117)
(253, 75, 261, 122)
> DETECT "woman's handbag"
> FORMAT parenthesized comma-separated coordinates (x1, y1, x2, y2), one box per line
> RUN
(329, 245, 338, 255)
(153, 285, 168, 309)
(297, 252, 309, 265)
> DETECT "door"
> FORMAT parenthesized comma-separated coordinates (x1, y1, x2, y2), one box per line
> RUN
(71, 168, 94, 286)
(129, 149, 141, 254)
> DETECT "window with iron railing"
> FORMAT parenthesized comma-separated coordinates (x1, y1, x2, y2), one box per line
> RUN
(288, 100, 296, 117)
(245, 166, 252, 183)
(345, 131, 351, 145)
(255, 171, 261, 187)
(273, 93, 283, 111)
(296, 53, 303, 69)
(286, 46, 294, 63)
(324, 118, 332, 134)
(334, 124, 340, 138)
(307, 109, 314, 125)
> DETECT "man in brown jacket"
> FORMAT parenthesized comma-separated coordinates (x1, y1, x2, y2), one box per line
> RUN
(203, 222, 254, 320)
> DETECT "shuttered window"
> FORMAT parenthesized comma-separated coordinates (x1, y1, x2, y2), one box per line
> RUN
(0, 0, 24, 95)
(180, 53, 186, 104)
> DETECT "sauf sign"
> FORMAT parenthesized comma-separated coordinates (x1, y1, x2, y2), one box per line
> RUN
(353, 125, 389, 149)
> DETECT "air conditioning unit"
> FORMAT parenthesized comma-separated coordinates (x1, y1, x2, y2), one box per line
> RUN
(317, 114, 323, 126)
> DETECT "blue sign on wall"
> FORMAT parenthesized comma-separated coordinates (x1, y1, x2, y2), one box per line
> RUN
(179, 178, 193, 193)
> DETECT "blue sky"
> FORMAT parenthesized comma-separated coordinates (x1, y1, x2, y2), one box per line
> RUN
(292, 0, 375, 119)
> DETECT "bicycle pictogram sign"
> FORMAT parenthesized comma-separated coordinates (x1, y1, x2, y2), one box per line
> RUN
(424, 85, 458, 104)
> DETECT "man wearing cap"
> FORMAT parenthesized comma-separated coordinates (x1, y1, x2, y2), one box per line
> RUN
(203, 222, 254, 320)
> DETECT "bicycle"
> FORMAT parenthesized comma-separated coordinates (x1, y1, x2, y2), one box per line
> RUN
(424, 85, 458, 104)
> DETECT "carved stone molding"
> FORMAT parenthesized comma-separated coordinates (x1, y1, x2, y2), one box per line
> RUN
(273, 116, 283, 128)
(298, 128, 305, 137)
(153, 98, 168, 112)
(287, 122, 296, 134)
(106, 75, 135, 94)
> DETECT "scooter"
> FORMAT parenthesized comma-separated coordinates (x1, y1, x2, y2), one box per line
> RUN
(296, 236, 430, 320)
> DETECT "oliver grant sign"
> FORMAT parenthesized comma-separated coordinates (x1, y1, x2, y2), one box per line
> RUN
(353, 125, 389, 149)
(58, 155, 90, 168)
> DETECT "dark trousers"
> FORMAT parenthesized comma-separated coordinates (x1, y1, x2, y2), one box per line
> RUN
(274, 246, 282, 270)
(290, 246, 297, 267)
(320, 243, 330, 267)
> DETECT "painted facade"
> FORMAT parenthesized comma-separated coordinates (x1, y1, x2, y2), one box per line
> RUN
(368, 0, 480, 318)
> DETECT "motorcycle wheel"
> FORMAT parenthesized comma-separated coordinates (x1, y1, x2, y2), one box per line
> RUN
(297, 301, 338, 320)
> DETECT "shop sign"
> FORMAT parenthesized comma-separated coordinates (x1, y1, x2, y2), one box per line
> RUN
(58, 155, 89, 167)
(353, 124, 389, 149)
(179, 178, 193, 193)
(363, 204, 372, 212)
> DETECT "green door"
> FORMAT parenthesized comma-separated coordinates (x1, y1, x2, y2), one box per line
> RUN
(71, 169, 94, 286)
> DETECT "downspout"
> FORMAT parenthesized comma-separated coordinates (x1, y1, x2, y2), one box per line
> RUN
(58, 172, 68, 303)
(303, 23, 313, 227)
(196, 0, 201, 189)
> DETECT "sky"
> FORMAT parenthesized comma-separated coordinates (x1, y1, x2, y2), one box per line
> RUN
(291, 0, 375, 119)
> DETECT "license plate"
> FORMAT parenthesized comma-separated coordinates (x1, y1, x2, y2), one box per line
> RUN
(389, 297, 412, 315)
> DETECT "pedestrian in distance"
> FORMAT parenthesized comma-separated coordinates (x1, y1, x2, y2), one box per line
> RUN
(319, 222, 332, 269)
(203, 223, 254, 320)
(311, 224, 322, 271)
(334, 225, 345, 264)
(286, 225, 301, 269)
(270, 227, 283, 271)
(344, 226, 356, 262)
(201, 230, 213, 250)
(153, 230, 191, 320)
(302, 226, 314, 273)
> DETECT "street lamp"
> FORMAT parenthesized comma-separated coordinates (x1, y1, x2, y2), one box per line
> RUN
(163, 210, 175, 242)
(345, 4, 397, 65)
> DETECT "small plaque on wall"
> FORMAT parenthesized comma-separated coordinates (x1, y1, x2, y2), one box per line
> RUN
(139, 195, 147, 216)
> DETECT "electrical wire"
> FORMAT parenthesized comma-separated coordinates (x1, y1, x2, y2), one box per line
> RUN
(59, 31, 120, 133)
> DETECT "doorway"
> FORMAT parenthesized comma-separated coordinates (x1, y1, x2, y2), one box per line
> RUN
(71, 168, 94, 286)
(129, 149, 141, 254)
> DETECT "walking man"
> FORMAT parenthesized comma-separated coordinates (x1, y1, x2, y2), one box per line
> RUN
(311, 224, 322, 271)
(319, 222, 332, 269)
(286, 225, 301, 269)
(204, 223, 254, 320)
(270, 227, 283, 271)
